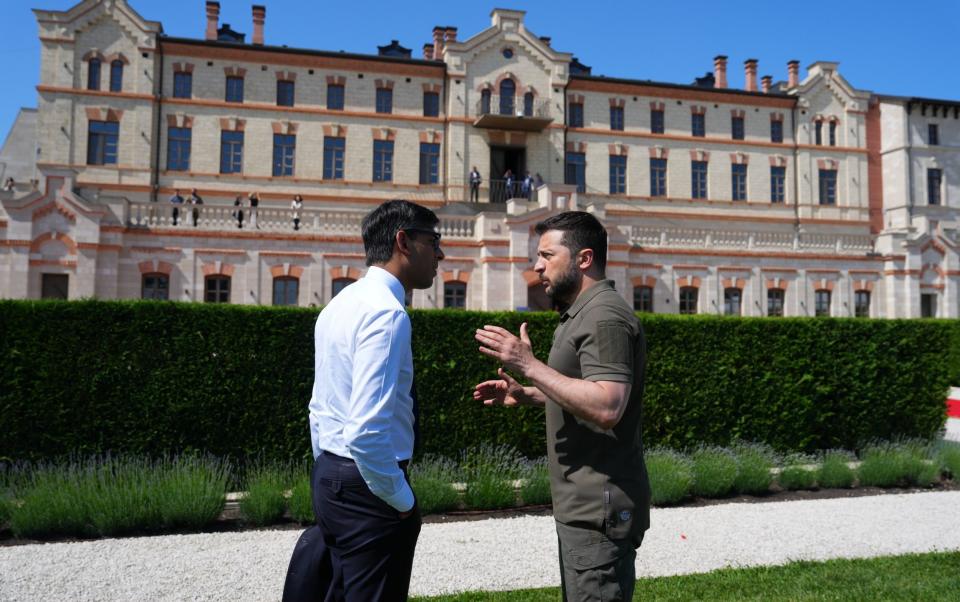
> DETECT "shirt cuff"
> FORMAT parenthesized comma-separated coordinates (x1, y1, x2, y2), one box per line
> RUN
(382, 481, 416, 513)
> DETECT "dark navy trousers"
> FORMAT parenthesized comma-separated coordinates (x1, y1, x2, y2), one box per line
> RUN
(282, 452, 421, 601)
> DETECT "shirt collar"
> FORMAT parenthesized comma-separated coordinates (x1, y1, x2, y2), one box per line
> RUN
(365, 265, 406, 307)
(560, 279, 616, 322)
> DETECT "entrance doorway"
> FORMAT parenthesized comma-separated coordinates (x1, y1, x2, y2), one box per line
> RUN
(490, 145, 526, 202)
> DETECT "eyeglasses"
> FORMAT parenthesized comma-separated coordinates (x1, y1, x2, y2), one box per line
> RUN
(403, 228, 442, 251)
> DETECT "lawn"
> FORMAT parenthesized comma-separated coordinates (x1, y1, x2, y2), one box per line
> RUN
(413, 551, 960, 601)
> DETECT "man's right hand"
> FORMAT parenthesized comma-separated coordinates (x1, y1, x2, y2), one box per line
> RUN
(473, 368, 529, 407)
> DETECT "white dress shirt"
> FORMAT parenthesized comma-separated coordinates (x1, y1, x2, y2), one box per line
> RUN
(309, 266, 415, 512)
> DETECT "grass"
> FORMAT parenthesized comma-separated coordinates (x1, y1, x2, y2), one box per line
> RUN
(817, 450, 856, 489)
(646, 447, 693, 506)
(8, 455, 229, 539)
(732, 442, 776, 495)
(239, 461, 299, 526)
(518, 458, 551, 506)
(690, 446, 737, 498)
(936, 440, 960, 479)
(778, 453, 818, 491)
(288, 475, 314, 524)
(411, 455, 462, 514)
(857, 440, 939, 488)
(411, 551, 960, 601)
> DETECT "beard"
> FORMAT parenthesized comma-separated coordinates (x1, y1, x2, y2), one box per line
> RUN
(544, 259, 580, 305)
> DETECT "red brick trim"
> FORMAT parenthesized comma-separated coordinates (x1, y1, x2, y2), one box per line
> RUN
(321, 124, 347, 137)
(721, 277, 746, 289)
(609, 97, 626, 108)
(85, 108, 123, 122)
(649, 101, 665, 112)
(326, 75, 346, 85)
(219, 118, 246, 132)
(223, 66, 247, 78)
(676, 276, 701, 288)
(567, 141, 587, 153)
(812, 278, 835, 292)
(567, 94, 585, 105)
(730, 152, 750, 165)
(30, 231, 77, 255)
(202, 261, 235, 277)
(852, 279, 874, 292)
(375, 79, 395, 90)
(82, 50, 106, 61)
(650, 146, 669, 159)
(271, 121, 298, 135)
(371, 127, 397, 141)
(330, 266, 363, 280)
(769, 155, 788, 167)
(172, 62, 195, 73)
(419, 131, 442, 144)
(689, 149, 710, 161)
(422, 83, 442, 93)
(690, 105, 707, 116)
(32, 201, 77, 223)
(817, 159, 839, 170)
(631, 275, 657, 288)
(166, 114, 193, 128)
(493, 72, 519, 90)
(105, 53, 129, 65)
(442, 270, 471, 284)
(770, 112, 784, 122)
(276, 70, 297, 81)
(608, 143, 628, 156)
(730, 109, 746, 119)
(765, 277, 790, 291)
(138, 260, 173, 275)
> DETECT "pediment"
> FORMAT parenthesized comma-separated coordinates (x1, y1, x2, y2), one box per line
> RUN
(35, 0, 161, 45)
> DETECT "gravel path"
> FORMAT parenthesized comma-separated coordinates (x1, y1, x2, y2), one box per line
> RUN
(2, 491, 959, 601)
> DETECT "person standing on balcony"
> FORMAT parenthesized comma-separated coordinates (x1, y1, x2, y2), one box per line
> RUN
(469, 166, 481, 203)
(291, 194, 303, 231)
(169, 189, 184, 226)
(248, 192, 261, 229)
(2, 177, 14, 191)
(504, 169, 514, 202)
(232, 196, 244, 229)
(521, 171, 533, 201)
(534, 173, 545, 189)
(283, 200, 445, 602)
(189, 188, 203, 227)
(473, 211, 650, 602)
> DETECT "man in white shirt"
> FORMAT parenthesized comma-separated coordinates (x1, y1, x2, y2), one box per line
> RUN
(283, 199, 444, 602)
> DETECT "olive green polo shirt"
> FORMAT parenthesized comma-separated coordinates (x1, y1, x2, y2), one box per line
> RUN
(545, 279, 650, 545)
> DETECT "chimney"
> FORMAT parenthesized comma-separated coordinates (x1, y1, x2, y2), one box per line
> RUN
(432, 27, 445, 60)
(423, 43, 435, 60)
(444, 27, 457, 46)
(787, 60, 800, 88)
(761, 75, 772, 94)
(252, 5, 265, 45)
(539, 36, 551, 46)
(744, 59, 758, 92)
(205, 1, 220, 41)
(713, 55, 728, 89)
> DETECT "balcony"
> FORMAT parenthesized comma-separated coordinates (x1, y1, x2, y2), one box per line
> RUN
(473, 94, 553, 131)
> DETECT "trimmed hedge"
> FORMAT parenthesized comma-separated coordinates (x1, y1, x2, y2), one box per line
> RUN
(0, 300, 956, 463)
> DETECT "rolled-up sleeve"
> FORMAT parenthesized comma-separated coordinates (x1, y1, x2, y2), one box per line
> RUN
(343, 308, 415, 512)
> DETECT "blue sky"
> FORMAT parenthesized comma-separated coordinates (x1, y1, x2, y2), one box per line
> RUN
(2, 0, 959, 142)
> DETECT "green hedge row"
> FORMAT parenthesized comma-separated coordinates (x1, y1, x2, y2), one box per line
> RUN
(0, 300, 956, 463)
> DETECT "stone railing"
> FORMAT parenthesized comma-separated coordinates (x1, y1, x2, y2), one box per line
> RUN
(627, 225, 874, 254)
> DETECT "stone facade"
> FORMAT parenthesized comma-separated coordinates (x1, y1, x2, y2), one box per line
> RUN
(1, 0, 959, 317)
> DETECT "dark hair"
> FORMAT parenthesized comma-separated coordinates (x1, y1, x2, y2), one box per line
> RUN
(361, 199, 439, 266)
(534, 211, 607, 273)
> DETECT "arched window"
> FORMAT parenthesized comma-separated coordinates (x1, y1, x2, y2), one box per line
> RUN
(332, 277, 355, 298)
(444, 281, 467, 309)
(499, 79, 515, 115)
(205, 275, 230, 303)
(523, 92, 534, 116)
(273, 276, 299, 306)
(87, 58, 101, 90)
(141, 273, 169, 300)
(679, 287, 698, 315)
(109, 60, 123, 92)
(480, 89, 491, 115)
(723, 288, 742, 316)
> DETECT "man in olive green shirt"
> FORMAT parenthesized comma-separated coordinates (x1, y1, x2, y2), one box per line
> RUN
(474, 211, 649, 602)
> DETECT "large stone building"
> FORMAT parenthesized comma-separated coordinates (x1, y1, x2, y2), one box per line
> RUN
(1, 0, 957, 316)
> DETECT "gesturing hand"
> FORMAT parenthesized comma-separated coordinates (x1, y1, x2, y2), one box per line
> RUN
(475, 322, 535, 376)
(473, 368, 529, 407)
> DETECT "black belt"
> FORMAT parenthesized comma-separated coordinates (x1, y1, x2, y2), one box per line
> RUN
(320, 450, 409, 471)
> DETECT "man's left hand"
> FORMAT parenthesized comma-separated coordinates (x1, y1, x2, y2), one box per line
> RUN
(476, 322, 536, 376)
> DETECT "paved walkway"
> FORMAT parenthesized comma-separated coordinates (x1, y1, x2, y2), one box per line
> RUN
(2, 490, 959, 601)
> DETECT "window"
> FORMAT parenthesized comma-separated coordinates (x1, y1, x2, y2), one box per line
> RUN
(373, 140, 394, 182)
(277, 80, 295, 107)
(610, 106, 624, 131)
(173, 72, 192, 99)
(731, 164, 747, 201)
(167, 126, 191, 171)
(323, 136, 345, 180)
(376, 87, 393, 114)
(332, 278, 355, 298)
(691, 113, 705, 137)
(109, 60, 123, 92)
(205, 276, 230, 303)
(609, 155, 626, 194)
(87, 120, 119, 165)
(854, 290, 870, 318)
(633, 286, 653, 312)
(142, 274, 169, 300)
(225, 76, 244, 103)
(679, 287, 698, 314)
(87, 58, 101, 90)
(814, 121, 823, 145)
(814, 290, 831, 317)
(480, 89, 492, 114)
(327, 83, 345, 110)
(565, 152, 586, 193)
(928, 168, 942, 205)
(499, 79, 515, 115)
(767, 288, 784, 317)
(651, 109, 664, 134)
(819, 169, 837, 205)
(273, 277, 299, 306)
(419, 142, 440, 185)
(568, 102, 583, 127)
(423, 91, 439, 117)
(770, 166, 786, 203)
(444, 281, 467, 309)
(829, 121, 837, 146)
(691, 160, 708, 199)
(731, 116, 744, 140)
(273, 134, 296, 177)
(220, 130, 244, 174)
(929, 124, 940, 146)
(770, 119, 783, 143)
(723, 288, 742, 316)
(650, 158, 667, 197)
(41, 274, 68, 299)
(921, 293, 937, 318)
(523, 92, 534, 116)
